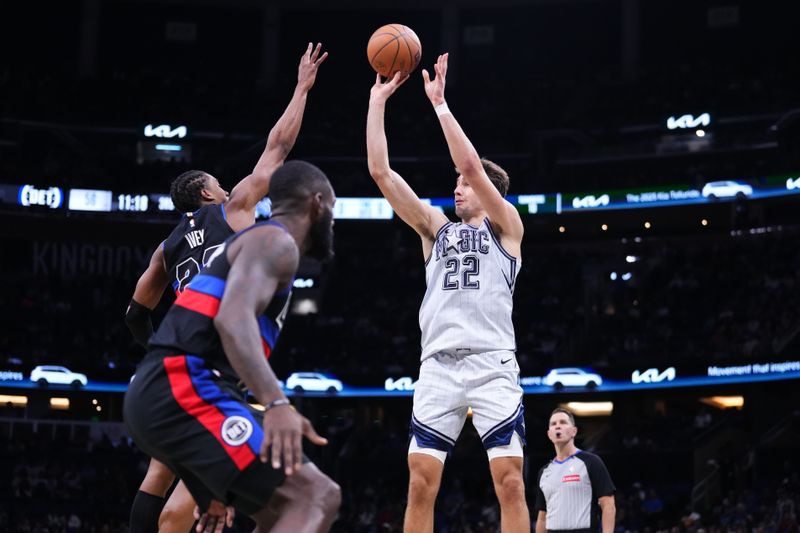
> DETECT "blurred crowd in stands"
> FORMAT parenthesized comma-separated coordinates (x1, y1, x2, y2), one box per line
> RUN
(1, 223, 798, 382)
(0, 403, 796, 532)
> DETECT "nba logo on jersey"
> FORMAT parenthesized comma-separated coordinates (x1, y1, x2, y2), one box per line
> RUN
(221, 416, 253, 446)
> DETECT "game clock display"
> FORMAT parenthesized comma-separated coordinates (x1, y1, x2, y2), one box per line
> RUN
(116, 194, 149, 212)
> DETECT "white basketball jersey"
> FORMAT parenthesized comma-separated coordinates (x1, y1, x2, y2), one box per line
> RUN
(419, 219, 520, 360)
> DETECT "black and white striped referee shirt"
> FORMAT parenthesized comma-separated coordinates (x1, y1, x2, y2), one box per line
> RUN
(534, 450, 615, 533)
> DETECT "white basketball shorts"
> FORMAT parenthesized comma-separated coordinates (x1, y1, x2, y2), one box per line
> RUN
(409, 350, 525, 461)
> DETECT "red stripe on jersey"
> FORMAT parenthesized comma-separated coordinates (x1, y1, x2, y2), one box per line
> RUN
(175, 288, 220, 318)
(163, 356, 256, 471)
(261, 338, 272, 360)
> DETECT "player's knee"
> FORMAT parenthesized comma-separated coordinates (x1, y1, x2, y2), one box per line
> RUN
(494, 472, 525, 503)
(141, 462, 175, 496)
(300, 467, 341, 516)
(158, 500, 180, 529)
(407, 472, 438, 504)
(317, 476, 341, 517)
(158, 485, 194, 531)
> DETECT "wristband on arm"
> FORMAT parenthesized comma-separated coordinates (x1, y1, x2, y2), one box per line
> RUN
(434, 102, 451, 117)
(125, 299, 154, 348)
(263, 398, 292, 412)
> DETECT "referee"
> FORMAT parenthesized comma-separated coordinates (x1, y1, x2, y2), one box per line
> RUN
(534, 408, 616, 533)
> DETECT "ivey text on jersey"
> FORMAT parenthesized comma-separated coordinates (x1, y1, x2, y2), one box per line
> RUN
(184, 229, 205, 248)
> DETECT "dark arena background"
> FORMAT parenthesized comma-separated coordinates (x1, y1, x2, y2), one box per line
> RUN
(1, 0, 800, 531)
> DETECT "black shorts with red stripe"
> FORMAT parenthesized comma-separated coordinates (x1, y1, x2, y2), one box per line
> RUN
(124, 352, 290, 515)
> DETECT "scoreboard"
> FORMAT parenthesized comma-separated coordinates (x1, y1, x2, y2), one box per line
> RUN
(3, 173, 800, 221)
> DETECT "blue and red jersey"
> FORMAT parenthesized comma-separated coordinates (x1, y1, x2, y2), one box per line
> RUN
(163, 203, 235, 295)
(150, 221, 292, 379)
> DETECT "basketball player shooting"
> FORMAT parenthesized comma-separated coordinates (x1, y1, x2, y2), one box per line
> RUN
(366, 53, 530, 532)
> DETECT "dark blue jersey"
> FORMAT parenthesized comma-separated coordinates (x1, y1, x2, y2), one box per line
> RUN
(162, 203, 235, 294)
(150, 221, 292, 379)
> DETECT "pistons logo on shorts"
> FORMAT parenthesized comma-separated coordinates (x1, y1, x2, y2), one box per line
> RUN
(561, 474, 581, 483)
(221, 416, 254, 446)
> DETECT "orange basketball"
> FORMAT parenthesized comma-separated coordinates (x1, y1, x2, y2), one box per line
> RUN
(367, 24, 422, 78)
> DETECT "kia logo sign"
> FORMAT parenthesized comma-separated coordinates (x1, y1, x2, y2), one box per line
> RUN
(144, 124, 188, 139)
(385, 376, 416, 391)
(18, 185, 63, 209)
(667, 113, 710, 130)
(572, 194, 610, 209)
(631, 367, 676, 384)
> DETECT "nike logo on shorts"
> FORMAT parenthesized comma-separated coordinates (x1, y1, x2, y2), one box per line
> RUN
(501, 358, 512, 364)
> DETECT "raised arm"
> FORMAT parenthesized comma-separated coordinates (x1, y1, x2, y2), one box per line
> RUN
(213, 227, 326, 476)
(125, 243, 169, 347)
(367, 72, 448, 242)
(422, 53, 523, 242)
(226, 43, 328, 224)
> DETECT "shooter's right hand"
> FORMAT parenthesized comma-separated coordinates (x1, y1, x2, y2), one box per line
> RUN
(369, 71, 410, 105)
